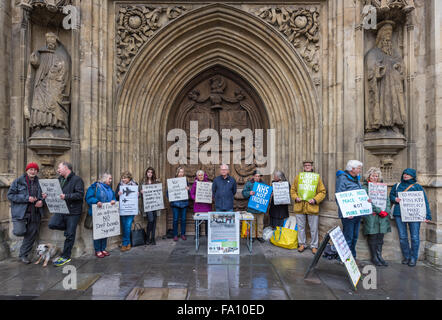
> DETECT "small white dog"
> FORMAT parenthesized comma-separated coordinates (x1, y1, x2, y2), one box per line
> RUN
(35, 244, 59, 267)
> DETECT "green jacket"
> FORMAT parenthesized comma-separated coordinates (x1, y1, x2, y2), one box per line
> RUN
(242, 180, 263, 214)
(362, 182, 391, 235)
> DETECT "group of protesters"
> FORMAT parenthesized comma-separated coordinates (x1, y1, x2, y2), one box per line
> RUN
(7, 159, 431, 268)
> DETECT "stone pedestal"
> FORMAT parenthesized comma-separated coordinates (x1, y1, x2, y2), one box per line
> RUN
(364, 130, 407, 156)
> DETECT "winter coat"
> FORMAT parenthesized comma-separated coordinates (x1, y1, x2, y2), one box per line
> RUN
(114, 180, 138, 201)
(389, 168, 431, 220)
(290, 173, 326, 215)
(242, 180, 264, 214)
(7, 174, 44, 220)
(190, 173, 212, 213)
(85, 182, 117, 216)
(269, 180, 290, 220)
(335, 170, 363, 218)
(212, 175, 237, 211)
(362, 181, 391, 235)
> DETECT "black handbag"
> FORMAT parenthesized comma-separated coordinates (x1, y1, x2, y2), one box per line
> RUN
(131, 223, 146, 247)
(84, 214, 93, 230)
(48, 213, 66, 231)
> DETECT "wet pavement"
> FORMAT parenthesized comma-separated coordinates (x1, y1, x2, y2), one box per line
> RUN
(0, 237, 442, 300)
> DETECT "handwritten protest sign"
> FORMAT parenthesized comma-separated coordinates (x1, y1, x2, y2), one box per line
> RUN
(272, 181, 291, 205)
(167, 177, 188, 202)
(92, 202, 121, 240)
(142, 184, 165, 212)
(195, 181, 213, 204)
(39, 179, 69, 214)
(399, 191, 426, 222)
(247, 182, 272, 213)
(298, 172, 320, 200)
(368, 182, 388, 211)
(119, 185, 138, 216)
(208, 212, 240, 255)
(335, 189, 372, 218)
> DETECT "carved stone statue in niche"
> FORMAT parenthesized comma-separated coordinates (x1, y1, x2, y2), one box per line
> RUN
(364, 21, 406, 134)
(24, 32, 71, 138)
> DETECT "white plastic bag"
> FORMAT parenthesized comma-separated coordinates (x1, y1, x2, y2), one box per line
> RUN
(262, 226, 275, 241)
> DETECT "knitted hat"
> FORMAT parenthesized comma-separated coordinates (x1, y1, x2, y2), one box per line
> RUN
(25, 162, 39, 172)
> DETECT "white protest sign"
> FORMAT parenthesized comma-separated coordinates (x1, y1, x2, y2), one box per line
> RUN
(195, 181, 213, 204)
(399, 191, 426, 222)
(344, 255, 361, 289)
(272, 181, 291, 205)
(142, 184, 165, 212)
(368, 182, 388, 211)
(208, 212, 240, 255)
(92, 202, 121, 240)
(119, 185, 139, 216)
(39, 179, 69, 214)
(335, 189, 372, 218)
(167, 177, 188, 202)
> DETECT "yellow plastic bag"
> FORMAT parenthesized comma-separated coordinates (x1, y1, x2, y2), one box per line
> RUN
(270, 226, 298, 249)
(241, 221, 249, 238)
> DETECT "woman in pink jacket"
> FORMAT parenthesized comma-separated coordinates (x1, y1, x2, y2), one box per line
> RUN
(190, 170, 212, 236)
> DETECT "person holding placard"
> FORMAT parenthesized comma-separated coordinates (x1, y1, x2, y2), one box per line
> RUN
(115, 171, 139, 251)
(7, 162, 47, 264)
(168, 167, 190, 241)
(362, 167, 391, 267)
(269, 171, 290, 228)
(242, 170, 266, 242)
(86, 173, 117, 258)
(141, 167, 161, 245)
(389, 168, 431, 267)
(290, 161, 326, 254)
(190, 170, 212, 236)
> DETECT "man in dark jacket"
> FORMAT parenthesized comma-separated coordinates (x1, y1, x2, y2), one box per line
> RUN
(7, 162, 46, 264)
(47, 162, 84, 267)
(212, 164, 237, 211)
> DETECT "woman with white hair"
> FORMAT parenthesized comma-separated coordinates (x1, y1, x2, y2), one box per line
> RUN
(190, 170, 212, 236)
(335, 160, 366, 260)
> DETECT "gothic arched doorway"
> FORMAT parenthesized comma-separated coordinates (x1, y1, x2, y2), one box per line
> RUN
(166, 66, 270, 235)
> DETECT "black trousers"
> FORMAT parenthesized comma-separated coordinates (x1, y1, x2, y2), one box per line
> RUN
(13, 213, 41, 258)
(61, 214, 81, 259)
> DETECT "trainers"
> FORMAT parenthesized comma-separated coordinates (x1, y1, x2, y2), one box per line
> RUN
(298, 245, 305, 253)
(53, 257, 71, 267)
(20, 256, 31, 264)
(312, 248, 318, 254)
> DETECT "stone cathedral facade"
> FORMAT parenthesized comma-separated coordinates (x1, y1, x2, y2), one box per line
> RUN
(0, 0, 441, 265)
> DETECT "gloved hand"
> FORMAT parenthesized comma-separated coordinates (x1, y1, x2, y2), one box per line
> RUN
(379, 211, 388, 218)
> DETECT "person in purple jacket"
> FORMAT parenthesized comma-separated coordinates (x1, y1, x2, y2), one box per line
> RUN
(190, 170, 212, 236)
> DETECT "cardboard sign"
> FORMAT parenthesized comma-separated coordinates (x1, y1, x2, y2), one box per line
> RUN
(195, 181, 213, 204)
(272, 181, 291, 205)
(167, 177, 188, 202)
(208, 212, 240, 255)
(247, 182, 272, 213)
(335, 189, 372, 218)
(368, 182, 388, 211)
(92, 202, 121, 240)
(298, 172, 320, 201)
(119, 185, 139, 216)
(39, 179, 69, 214)
(142, 184, 165, 212)
(399, 191, 427, 222)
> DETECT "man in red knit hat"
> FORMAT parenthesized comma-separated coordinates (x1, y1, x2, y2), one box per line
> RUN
(7, 162, 46, 264)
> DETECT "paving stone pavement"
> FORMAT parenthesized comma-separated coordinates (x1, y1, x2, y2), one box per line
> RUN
(0, 237, 441, 300)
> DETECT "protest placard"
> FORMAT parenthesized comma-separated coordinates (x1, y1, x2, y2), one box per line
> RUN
(142, 184, 165, 212)
(368, 182, 388, 211)
(208, 212, 240, 255)
(39, 179, 69, 214)
(298, 172, 320, 200)
(272, 181, 291, 205)
(195, 181, 213, 204)
(399, 191, 426, 222)
(92, 202, 121, 240)
(167, 177, 188, 202)
(119, 185, 139, 216)
(247, 182, 273, 213)
(335, 189, 372, 218)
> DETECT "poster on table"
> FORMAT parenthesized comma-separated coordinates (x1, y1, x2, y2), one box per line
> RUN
(399, 191, 427, 222)
(208, 212, 240, 255)
(39, 179, 69, 214)
(142, 184, 165, 212)
(92, 202, 121, 240)
(272, 181, 291, 205)
(335, 189, 372, 218)
(247, 182, 273, 213)
(368, 182, 388, 211)
(167, 177, 188, 202)
(195, 181, 213, 204)
(298, 172, 320, 201)
(119, 185, 139, 216)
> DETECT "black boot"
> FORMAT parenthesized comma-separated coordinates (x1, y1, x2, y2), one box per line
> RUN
(376, 234, 388, 267)
(150, 214, 157, 245)
(146, 222, 152, 245)
(368, 236, 382, 266)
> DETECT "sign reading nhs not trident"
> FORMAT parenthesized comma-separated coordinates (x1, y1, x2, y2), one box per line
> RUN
(335, 189, 372, 218)
(248, 182, 272, 213)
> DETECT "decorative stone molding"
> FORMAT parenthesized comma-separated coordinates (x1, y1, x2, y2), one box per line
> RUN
(255, 7, 320, 73)
(116, 5, 187, 84)
(361, 0, 415, 24)
(19, 0, 71, 12)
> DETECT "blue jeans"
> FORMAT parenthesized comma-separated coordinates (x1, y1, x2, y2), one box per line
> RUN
(341, 216, 362, 258)
(172, 206, 187, 237)
(94, 238, 107, 252)
(215, 207, 233, 212)
(395, 216, 421, 261)
(120, 215, 135, 246)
